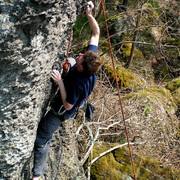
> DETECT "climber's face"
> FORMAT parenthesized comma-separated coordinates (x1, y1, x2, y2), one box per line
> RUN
(75, 53, 84, 72)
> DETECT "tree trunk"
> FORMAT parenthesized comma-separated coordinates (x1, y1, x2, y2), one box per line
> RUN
(122, 0, 128, 11)
(126, 9, 142, 67)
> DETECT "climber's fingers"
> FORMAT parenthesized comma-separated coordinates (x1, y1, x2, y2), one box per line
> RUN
(51, 70, 61, 83)
(87, 1, 94, 9)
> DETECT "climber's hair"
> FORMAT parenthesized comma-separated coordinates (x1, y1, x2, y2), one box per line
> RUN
(82, 50, 101, 75)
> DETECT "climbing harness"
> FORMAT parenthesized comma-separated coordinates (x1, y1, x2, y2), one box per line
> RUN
(100, 0, 136, 179)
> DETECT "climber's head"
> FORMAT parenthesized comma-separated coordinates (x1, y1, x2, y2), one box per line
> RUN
(76, 50, 101, 75)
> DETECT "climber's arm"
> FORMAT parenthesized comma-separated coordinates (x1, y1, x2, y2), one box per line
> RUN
(51, 70, 73, 110)
(86, 1, 100, 46)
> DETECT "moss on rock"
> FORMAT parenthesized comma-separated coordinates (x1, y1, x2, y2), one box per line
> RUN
(85, 142, 123, 179)
(120, 42, 154, 79)
(87, 142, 180, 180)
(141, 3, 159, 26)
(105, 64, 135, 87)
(166, 77, 180, 92)
(121, 43, 145, 62)
(166, 77, 180, 105)
(123, 86, 177, 114)
(102, 57, 145, 89)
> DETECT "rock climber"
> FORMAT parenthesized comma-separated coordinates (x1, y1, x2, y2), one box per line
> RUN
(32, 1, 101, 179)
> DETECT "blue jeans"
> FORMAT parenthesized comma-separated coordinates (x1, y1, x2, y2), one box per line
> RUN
(32, 110, 63, 177)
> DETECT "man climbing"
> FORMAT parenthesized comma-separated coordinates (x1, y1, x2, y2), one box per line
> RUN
(32, 1, 101, 179)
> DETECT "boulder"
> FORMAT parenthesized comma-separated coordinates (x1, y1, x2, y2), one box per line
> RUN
(0, 0, 86, 179)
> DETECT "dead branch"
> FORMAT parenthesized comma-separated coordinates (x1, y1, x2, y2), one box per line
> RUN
(80, 103, 104, 166)
(87, 141, 146, 180)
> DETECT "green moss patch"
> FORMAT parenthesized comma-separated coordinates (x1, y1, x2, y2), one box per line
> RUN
(86, 142, 180, 179)
(103, 58, 144, 89)
(166, 78, 180, 105)
(141, 3, 159, 26)
(121, 43, 145, 62)
(166, 78, 180, 92)
(122, 86, 177, 119)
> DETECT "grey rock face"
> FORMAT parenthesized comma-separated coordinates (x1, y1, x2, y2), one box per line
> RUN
(0, 0, 85, 179)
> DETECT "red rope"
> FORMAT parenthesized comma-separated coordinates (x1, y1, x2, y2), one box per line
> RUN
(100, 1, 136, 179)
(65, 28, 73, 62)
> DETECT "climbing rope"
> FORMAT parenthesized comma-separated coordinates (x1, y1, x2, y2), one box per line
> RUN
(100, 0, 137, 179)
(65, 28, 73, 63)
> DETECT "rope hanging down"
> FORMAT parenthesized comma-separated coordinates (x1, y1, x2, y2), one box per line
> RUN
(65, 28, 73, 63)
(100, 0, 137, 179)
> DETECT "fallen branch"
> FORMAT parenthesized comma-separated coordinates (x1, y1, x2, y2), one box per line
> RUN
(80, 103, 104, 166)
(87, 141, 146, 179)
(89, 142, 134, 165)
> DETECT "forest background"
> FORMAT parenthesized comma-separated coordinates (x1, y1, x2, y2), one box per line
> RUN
(71, 0, 180, 179)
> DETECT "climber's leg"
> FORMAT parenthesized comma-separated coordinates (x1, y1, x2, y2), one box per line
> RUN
(32, 111, 63, 177)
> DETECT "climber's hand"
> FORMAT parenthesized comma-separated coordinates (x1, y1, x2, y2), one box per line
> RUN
(51, 70, 62, 84)
(86, 1, 94, 16)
